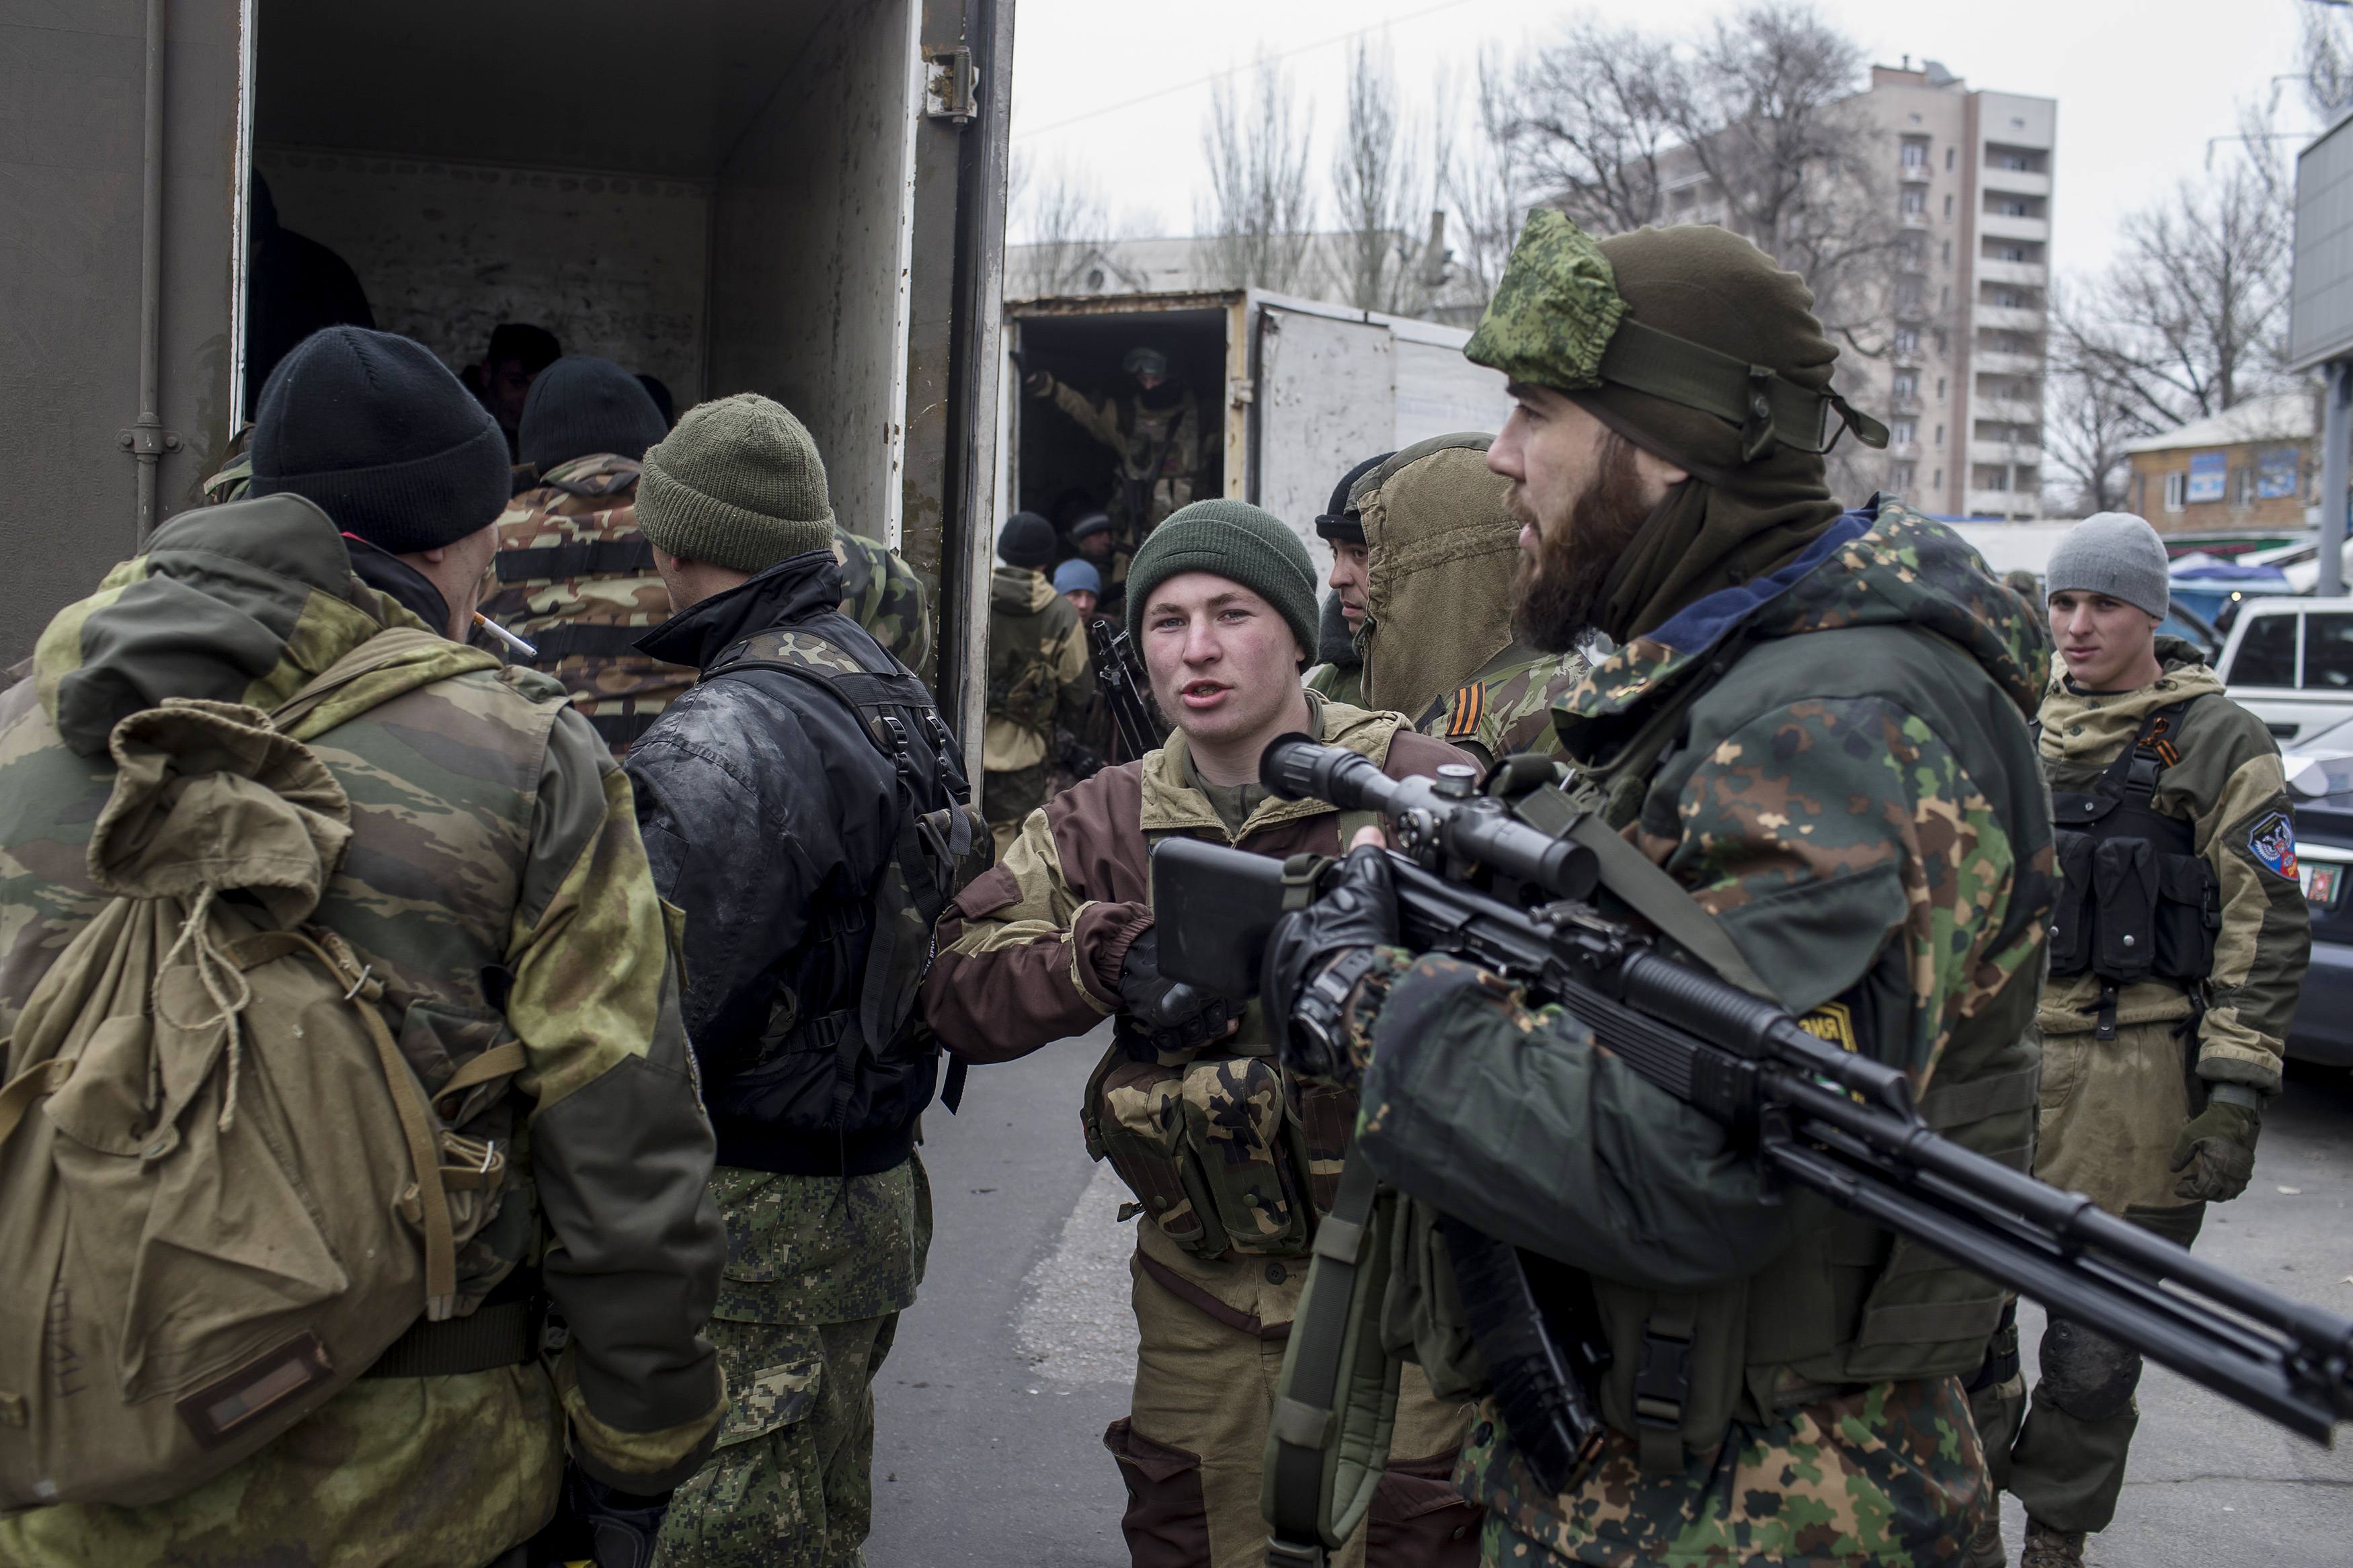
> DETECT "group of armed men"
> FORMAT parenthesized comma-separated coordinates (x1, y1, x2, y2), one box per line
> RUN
(0, 209, 2311, 1568)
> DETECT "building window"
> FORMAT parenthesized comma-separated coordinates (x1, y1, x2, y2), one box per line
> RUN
(1946, 147, 1956, 171)
(1995, 244, 2026, 262)
(1935, 424, 1944, 445)
(1893, 371, 1917, 399)
(1944, 194, 1955, 219)
(1942, 285, 1952, 311)
(1933, 468, 1943, 489)
(2163, 470, 2187, 512)
(1891, 418, 1917, 446)
(1901, 139, 1929, 168)
(1888, 461, 1915, 491)
(1995, 198, 2030, 218)
(1895, 327, 1919, 355)
(1936, 376, 1946, 400)
(1901, 188, 1927, 216)
(1942, 239, 1952, 264)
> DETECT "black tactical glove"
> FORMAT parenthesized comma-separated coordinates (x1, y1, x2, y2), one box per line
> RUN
(1263, 844, 1400, 1085)
(1116, 926, 1233, 1055)
(2169, 1083, 2263, 1202)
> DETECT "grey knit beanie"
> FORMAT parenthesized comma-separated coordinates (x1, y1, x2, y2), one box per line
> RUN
(1125, 499, 1319, 656)
(637, 393, 835, 572)
(2045, 512, 2170, 620)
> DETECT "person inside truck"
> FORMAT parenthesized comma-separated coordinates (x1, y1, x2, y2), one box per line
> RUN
(241, 171, 374, 421)
(1025, 344, 1205, 548)
(463, 322, 561, 458)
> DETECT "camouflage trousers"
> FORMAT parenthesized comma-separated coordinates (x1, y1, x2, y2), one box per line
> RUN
(652, 1313, 902, 1568)
(1110, 1251, 1479, 1568)
(1462, 1378, 1991, 1567)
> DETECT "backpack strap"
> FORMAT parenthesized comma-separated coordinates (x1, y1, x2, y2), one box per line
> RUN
(1562, 815, 1776, 999)
(268, 626, 489, 737)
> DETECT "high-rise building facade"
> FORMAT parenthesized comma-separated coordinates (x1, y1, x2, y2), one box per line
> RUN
(1650, 61, 2056, 518)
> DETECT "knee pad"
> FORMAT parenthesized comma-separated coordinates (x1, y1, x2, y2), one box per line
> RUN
(2038, 1317, 2142, 1423)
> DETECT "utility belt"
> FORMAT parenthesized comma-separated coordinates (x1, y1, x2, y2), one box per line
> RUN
(2045, 698, 2219, 1038)
(362, 1266, 545, 1378)
(1082, 1033, 1354, 1261)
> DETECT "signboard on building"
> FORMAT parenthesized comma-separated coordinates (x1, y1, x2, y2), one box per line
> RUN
(2258, 445, 2302, 500)
(2291, 112, 2353, 372)
(2187, 451, 2227, 504)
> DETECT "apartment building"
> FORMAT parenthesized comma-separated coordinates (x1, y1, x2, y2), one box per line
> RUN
(1654, 60, 2056, 518)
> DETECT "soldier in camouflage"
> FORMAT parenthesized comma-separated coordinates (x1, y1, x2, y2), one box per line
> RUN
(0, 327, 726, 1567)
(1028, 346, 1207, 548)
(621, 393, 969, 1568)
(1261, 213, 2056, 1567)
(1346, 434, 1587, 767)
(985, 512, 1095, 857)
(1969, 516, 2308, 1568)
(1070, 509, 1132, 622)
(925, 502, 1482, 1568)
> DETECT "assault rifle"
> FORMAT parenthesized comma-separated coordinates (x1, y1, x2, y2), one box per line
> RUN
(1086, 618, 1169, 761)
(1150, 736, 2353, 1477)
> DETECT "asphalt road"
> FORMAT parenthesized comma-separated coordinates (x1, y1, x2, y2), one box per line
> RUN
(863, 1037, 2353, 1568)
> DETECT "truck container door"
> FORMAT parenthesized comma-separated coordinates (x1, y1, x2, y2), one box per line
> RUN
(1249, 302, 1394, 578)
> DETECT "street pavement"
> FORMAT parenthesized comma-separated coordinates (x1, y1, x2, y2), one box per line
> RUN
(866, 1032, 2353, 1567)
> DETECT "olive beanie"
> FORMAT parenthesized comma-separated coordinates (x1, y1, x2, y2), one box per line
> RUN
(1124, 499, 1318, 656)
(637, 393, 836, 572)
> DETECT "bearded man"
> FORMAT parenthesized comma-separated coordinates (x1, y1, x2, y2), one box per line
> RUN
(1259, 212, 2057, 1565)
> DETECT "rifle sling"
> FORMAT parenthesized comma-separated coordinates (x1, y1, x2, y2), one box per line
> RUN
(1266, 1150, 1382, 1560)
(1562, 815, 1775, 1000)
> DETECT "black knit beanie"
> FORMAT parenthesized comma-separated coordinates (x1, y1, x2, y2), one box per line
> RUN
(1315, 451, 1392, 544)
(1125, 499, 1319, 656)
(249, 326, 512, 552)
(520, 356, 671, 472)
(998, 511, 1058, 569)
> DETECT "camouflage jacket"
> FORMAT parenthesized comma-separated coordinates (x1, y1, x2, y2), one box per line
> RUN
(1037, 375, 1203, 533)
(983, 565, 1092, 774)
(0, 497, 726, 1566)
(1353, 499, 2055, 1563)
(922, 700, 1467, 1328)
(2034, 641, 2307, 1090)
(481, 455, 691, 757)
(1414, 643, 1589, 767)
(833, 525, 934, 675)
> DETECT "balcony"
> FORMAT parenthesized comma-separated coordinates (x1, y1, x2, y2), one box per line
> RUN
(1973, 349, 2045, 376)
(1899, 161, 1932, 184)
(1887, 440, 1923, 462)
(1973, 397, 2042, 424)
(1889, 395, 1925, 417)
(1979, 167, 2052, 199)
(1970, 440, 2044, 467)
(1979, 210, 2050, 243)
(1966, 488, 2037, 518)
(1900, 208, 1931, 229)
(1976, 257, 2049, 288)
(1973, 304, 2046, 334)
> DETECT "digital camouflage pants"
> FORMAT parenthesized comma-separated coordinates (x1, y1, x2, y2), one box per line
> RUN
(1109, 1251, 1480, 1568)
(653, 1313, 902, 1568)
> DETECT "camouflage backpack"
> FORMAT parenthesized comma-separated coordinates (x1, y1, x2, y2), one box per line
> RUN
(0, 630, 516, 1508)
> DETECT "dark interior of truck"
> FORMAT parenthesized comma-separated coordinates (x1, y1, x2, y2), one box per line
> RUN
(1010, 308, 1227, 534)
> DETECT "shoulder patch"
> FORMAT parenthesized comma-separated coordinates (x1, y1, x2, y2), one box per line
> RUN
(1445, 682, 1484, 740)
(1795, 1001, 1859, 1054)
(2247, 811, 2297, 879)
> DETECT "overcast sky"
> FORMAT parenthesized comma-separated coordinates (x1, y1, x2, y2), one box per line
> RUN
(1007, 0, 2319, 287)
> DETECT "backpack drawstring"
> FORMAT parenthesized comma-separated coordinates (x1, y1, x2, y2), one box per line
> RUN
(152, 886, 255, 1132)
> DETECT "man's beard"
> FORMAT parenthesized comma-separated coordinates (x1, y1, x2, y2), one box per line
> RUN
(1510, 434, 1655, 653)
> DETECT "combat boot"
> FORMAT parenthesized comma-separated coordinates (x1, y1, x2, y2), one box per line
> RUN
(1964, 1510, 2007, 1568)
(2018, 1519, 2085, 1568)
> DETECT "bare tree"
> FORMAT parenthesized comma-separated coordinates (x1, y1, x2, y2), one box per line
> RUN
(2061, 138, 2292, 433)
(1331, 38, 1433, 315)
(1199, 56, 1317, 293)
(1435, 47, 1531, 315)
(1007, 153, 1110, 296)
(2041, 290, 2145, 513)
(1505, 19, 1678, 234)
(2307, 4, 2353, 121)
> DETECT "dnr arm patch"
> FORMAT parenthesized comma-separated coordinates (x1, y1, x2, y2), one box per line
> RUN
(2248, 811, 2297, 880)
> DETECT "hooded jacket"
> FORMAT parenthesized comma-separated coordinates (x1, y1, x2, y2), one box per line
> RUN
(0, 497, 725, 1563)
(983, 563, 1092, 776)
(1353, 433, 1587, 763)
(626, 550, 965, 1176)
(2034, 638, 2305, 1090)
(1357, 499, 2055, 1548)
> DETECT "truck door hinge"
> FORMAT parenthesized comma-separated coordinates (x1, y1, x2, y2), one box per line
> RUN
(924, 46, 977, 124)
(118, 426, 184, 458)
(1228, 378, 1257, 407)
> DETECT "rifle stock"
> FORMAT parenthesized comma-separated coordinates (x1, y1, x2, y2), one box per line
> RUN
(1148, 736, 2353, 1448)
(1085, 618, 1169, 761)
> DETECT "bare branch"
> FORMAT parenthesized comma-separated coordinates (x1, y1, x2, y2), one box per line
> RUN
(1199, 56, 1318, 293)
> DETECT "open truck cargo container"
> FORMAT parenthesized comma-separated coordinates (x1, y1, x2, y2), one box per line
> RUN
(1003, 289, 1514, 581)
(2, 0, 1014, 760)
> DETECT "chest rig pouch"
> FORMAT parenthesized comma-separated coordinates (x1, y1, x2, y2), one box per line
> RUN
(1081, 826, 1371, 1260)
(704, 615, 992, 1126)
(2046, 699, 2219, 1039)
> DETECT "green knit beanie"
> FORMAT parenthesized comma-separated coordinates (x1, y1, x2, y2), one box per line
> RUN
(1124, 499, 1319, 657)
(637, 393, 836, 572)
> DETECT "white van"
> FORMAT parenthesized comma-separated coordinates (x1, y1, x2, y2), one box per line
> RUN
(2212, 596, 2353, 744)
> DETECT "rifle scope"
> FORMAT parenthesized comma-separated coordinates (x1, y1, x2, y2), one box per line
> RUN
(1261, 736, 1596, 899)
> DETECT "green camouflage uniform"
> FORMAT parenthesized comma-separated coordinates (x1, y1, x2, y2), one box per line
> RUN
(1975, 641, 2307, 1536)
(1347, 501, 2055, 1567)
(655, 1162, 932, 1568)
(1414, 645, 1587, 766)
(483, 454, 694, 757)
(983, 564, 1093, 852)
(832, 527, 934, 677)
(0, 496, 726, 1567)
(1033, 373, 1206, 542)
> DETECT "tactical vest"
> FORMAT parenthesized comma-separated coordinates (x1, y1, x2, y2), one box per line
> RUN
(985, 583, 1067, 741)
(701, 612, 990, 1153)
(2044, 698, 2221, 1039)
